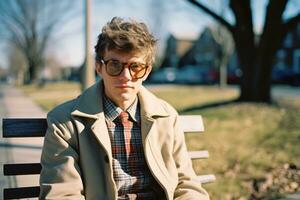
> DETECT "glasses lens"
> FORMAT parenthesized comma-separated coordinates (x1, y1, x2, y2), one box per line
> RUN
(104, 59, 147, 79)
(106, 60, 123, 76)
(129, 63, 147, 78)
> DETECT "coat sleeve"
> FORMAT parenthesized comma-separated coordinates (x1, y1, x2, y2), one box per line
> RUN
(39, 114, 85, 200)
(172, 112, 210, 200)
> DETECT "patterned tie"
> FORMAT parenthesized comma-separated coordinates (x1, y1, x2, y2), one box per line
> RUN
(115, 111, 161, 199)
(118, 111, 133, 155)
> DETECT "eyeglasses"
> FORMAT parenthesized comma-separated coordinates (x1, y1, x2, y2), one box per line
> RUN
(100, 59, 148, 79)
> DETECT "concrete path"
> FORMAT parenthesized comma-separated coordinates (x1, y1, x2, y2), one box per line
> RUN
(0, 84, 46, 199)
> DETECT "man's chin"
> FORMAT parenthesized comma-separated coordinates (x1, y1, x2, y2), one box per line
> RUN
(118, 93, 136, 101)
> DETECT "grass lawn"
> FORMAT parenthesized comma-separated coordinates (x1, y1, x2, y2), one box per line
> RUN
(21, 82, 81, 111)
(21, 82, 300, 199)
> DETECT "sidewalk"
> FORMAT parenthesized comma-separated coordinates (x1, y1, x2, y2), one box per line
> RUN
(0, 84, 46, 199)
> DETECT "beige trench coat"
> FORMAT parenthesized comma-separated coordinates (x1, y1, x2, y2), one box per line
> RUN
(39, 81, 209, 200)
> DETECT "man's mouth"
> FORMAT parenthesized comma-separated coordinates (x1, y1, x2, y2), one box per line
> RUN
(116, 84, 133, 89)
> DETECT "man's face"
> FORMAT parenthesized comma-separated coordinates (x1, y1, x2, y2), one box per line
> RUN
(96, 49, 152, 108)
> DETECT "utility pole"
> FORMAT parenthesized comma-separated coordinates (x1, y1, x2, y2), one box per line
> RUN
(82, 0, 95, 90)
(217, 1, 228, 89)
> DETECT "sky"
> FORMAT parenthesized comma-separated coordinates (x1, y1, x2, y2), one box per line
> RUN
(51, 0, 215, 67)
(0, 0, 299, 69)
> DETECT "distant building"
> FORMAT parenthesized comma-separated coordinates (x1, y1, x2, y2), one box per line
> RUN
(178, 27, 220, 69)
(272, 22, 300, 84)
(160, 34, 194, 68)
(155, 28, 222, 84)
(274, 22, 300, 72)
(160, 27, 222, 69)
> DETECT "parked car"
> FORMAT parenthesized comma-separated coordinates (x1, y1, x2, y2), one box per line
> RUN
(150, 67, 176, 83)
(150, 65, 220, 84)
(227, 68, 242, 84)
(271, 68, 295, 85)
(291, 73, 300, 86)
(176, 65, 218, 84)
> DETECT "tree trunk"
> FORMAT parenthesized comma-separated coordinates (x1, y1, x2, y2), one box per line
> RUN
(230, 0, 257, 102)
(26, 59, 39, 84)
(251, 0, 288, 102)
(232, 0, 287, 103)
(235, 42, 256, 102)
(219, 61, 227, 89)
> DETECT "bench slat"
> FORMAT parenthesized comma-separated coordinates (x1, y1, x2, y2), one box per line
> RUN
(196, 174, 216, 184)
(4, 186, 40, 199)
(3, 118, 47, 137)
(4, 163, 41, 175)
(2, 115, 203, 138)
(179, 115, 204, 133)
(189, 150, 209, 159)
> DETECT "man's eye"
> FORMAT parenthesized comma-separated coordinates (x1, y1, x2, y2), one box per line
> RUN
(110, 61, 121, 67)
(130, 63, 139, 68)
(130, 63, 143, 71)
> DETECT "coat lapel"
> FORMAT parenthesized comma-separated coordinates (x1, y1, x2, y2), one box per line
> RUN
(140, 116, 154, 144)
(138, 87, 173, 193)
(71, 81, 112, 157)
(138, 85, 170, 142)
(91, 114, 112, 157)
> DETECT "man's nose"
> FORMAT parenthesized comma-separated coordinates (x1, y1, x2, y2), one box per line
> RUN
(119, 66, 131, 80)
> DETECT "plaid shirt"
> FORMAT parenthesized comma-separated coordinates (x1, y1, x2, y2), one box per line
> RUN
(103, 96, 162, 200)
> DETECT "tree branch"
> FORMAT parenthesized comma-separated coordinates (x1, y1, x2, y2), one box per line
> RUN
(185, 0, 234, 33)
(283, 12, 300, 31)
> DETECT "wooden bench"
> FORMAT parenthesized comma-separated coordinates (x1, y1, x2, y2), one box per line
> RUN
(2, 115, 215, 199)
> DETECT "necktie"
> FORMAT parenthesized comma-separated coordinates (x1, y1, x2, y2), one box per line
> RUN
(118, 111, 133, 155)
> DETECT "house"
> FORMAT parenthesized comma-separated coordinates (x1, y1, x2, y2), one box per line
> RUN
(272, 22, 300, 85)
(178, 27, 220, 69)
(160, 34, 194, 68)
(160, 27, 220, 69)
(155, 27, 221, 84)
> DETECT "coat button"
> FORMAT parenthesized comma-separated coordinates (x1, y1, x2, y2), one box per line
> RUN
(104, 155, 109, 163)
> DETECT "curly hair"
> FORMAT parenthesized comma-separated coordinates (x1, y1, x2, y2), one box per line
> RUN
(94, 17, 157, 65)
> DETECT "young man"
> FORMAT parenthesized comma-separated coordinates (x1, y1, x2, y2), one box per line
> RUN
(39, 17, 209, 200)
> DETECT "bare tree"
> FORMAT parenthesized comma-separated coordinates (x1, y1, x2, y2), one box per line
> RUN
(7, 44, 26, 85)
(147, 0, 169, 68)
(0, 0, 76, 84)
(186, 0, 300, 102)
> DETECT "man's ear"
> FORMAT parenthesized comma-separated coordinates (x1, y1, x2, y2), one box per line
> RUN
(142, 65, 152, 81)
(95, 61, 102, 76)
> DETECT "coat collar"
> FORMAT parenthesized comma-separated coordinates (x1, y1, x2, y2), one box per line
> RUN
(138, 85, 169, 119)
(71, 80, 104, 119)
(71, 81, 169, 120)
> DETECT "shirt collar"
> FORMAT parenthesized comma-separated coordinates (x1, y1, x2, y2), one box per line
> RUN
(103, 95, 140, 123)
(71, 81, 169, 120)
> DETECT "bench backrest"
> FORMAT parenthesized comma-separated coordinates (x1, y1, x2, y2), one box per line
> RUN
(2, 115, 215, 199)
